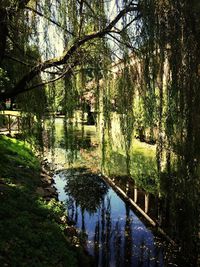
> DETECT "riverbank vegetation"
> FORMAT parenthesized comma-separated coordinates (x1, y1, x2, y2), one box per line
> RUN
(0, 0, 199, 265)
(103, 138, 158, 193)
(0, 135, 92, 267)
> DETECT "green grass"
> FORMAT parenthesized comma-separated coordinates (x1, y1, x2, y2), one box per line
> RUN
(0, 136, 40, 189)
(104, 138, 158, 194)
(130, 139, 158, 192)
(0, 135, 92, 267)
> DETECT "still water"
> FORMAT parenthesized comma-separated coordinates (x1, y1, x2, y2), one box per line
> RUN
(54, 168, 170, 267)
(46, 119, 181, 267)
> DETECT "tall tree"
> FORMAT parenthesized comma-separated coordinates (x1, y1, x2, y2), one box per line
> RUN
(0, 0, 141, 99)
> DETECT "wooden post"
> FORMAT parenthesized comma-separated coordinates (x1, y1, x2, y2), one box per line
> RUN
(125, 182, 129, 194)
(145, 193, 149, 213)
(8, 115, 11, 134)
(17, 117, 20, 132)
(134, 186, 138, 203)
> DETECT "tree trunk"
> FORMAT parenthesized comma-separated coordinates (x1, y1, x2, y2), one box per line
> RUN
(0, 8, 7, 64)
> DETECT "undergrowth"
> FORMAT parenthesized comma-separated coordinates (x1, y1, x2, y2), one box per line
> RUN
(0, 135, 91, 267)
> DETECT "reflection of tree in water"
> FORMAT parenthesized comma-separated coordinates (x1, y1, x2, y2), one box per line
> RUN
(103, 197, 112, 267)
(124, 204, 132, 267)
(94, 220, 100, 266)
(64, 168, 108, 214)
(90, 196, 165, 267)
(63, 122, 93, 164)
(160, 169, 199, 266)
(114, 220, 122, 267)
(93, 197, 112, 267)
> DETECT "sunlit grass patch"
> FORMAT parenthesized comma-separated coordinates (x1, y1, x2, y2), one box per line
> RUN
(0, 135, 39, 169)
(104, 137, 158, 194)
(131, 138, 156, 158)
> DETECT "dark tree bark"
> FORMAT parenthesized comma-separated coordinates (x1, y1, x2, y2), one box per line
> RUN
(0, 8, 8, 64)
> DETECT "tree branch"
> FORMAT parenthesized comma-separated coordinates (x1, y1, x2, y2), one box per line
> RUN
(25, 6, 75, 37)
(4, 54, 33, 66)
(1, 3, 140, 99)
(26, 70, 71, 91)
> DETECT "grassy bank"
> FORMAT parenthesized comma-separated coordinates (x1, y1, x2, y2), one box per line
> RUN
(0, 135, 91, 267)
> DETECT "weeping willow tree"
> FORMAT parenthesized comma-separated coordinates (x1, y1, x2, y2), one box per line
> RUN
(0, 1, 199, 263)
(142, 1, 200, 262)
(119, 0, 199, 263)
(0, 0, 122, 149)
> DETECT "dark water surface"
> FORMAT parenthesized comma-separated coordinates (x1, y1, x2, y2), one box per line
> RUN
(47, 119, 194, 267)
(53, 169, 177, 267)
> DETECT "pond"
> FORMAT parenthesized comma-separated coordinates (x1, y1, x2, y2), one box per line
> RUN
(54, 168, 177, 267)
(45, 118, 196, 267)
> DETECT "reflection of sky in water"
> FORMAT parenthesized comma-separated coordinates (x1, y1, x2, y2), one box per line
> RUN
(54, 172, 164, 267)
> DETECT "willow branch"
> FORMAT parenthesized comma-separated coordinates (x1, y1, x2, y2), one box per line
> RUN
(7, 34, 39, 62)
(120, 14, 142, 32)
(26, 70, 70, 91)
(1, 4, 140, 99)
(4, 54, 33, 66)
(25, 6, 75, 37)
(107, 33, 138, 51)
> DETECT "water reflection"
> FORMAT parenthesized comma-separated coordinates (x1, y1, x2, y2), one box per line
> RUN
(48, 119, 198, 266)
(101, 119, 199, 266)
(54, 169, 177, 267)
(45, 119, 98, 169)
(64, 168, 108, 214)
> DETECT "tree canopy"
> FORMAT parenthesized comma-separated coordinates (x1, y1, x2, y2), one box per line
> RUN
(0, 1, 199, 264)
(1, 0, 200, 175)
(0, 0, 141, 99)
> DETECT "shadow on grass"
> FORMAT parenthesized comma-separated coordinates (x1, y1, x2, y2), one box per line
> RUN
(0, 183, 81, 267)
(0, 136, 92, 267)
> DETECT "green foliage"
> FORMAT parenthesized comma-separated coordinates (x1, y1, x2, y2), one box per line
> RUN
(64, 169, 108, 214)
(0, 68, 11, 92)
(0, 136, 91, 267)
(0, 186, 78, 267)
(103, 129, 158, 194)
(129, 141, 158, 193)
